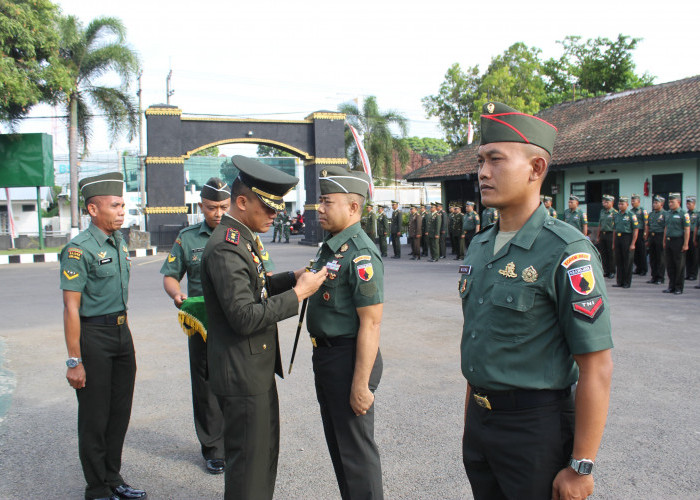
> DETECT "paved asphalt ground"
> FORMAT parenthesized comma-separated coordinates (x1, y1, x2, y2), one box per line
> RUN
(1, 235, 699, 499)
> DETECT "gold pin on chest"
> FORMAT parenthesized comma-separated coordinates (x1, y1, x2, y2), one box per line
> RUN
(498, 262, 517, 278)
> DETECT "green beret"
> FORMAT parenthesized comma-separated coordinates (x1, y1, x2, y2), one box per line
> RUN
(232, 155, 298, 211)
(631, 194, 640, 200)
(201, 177, 230, 201)
(619, 196, 629, 203)
(569, 195, 579, 202)
(80, 172, 124, 199)
(318, 165, 371, 198)
(668, 192, 681, 201)
(480, 102, 557, 155)
(686, 195, 696, 202)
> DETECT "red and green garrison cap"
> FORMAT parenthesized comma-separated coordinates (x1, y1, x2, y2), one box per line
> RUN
(480, 102, 558, 155)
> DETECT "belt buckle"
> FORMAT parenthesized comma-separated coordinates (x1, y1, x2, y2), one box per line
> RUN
(310, 337, 317, 348)
(473, 393, 492, 410)
(117, 315, 126, 325)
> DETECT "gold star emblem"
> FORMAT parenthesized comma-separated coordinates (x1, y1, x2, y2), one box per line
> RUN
(498, 262, 517, 278)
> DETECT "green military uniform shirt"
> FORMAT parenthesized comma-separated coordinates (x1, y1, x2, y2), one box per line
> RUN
(482, 207, 498, 226)
(665, 208, 690, 237)
(547, 206, 557, 218)
(598, 208, 617, 231)
(612, 210, 639, 234)
(60, 224, 130, 317)
(564, 208, 587, 233)
(463, 211, 480, 232)
(426, 210, 441, 237)
(460, 205, 613, 391)
(160, 221, 213, 297)
(451, 212, 464, 236)
(648, 209, 667, 233)
(630, 207, 648, 231)
(363, 211, 378, 239)
(687, 209, 698, 236)
(390, 208, 402, 235)
(307, 222, 384, 339)
(377, 212, 389, 237)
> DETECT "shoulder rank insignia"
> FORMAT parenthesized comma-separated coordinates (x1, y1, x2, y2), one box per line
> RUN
(63, 269, 79, 280)
(571, 296, 604, 321)
(97, 251, 107, 259)
(225, 228, 240, 245)
(498, 262, 517, 278)
(340, 243, 349, 253)
(522, 266, 538, 283)
(68, 248, 83, 260)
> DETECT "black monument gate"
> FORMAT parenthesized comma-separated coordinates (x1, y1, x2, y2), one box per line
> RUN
(145, 105, 347, 245)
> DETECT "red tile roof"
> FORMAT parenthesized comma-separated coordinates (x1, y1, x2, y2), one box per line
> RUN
(407, 75, 700, 182)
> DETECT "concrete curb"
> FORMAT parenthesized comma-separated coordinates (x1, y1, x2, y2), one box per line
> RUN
(0, 247, 158, 265)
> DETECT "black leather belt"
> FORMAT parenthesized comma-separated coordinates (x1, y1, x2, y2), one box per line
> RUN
(81, 311, 127, 326)
(469, 384, 571, 411)
(310, 336, 356, 348)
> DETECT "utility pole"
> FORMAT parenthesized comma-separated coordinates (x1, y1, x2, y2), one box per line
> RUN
(137, 71, 146, 214)
(166, 69, 174, 104)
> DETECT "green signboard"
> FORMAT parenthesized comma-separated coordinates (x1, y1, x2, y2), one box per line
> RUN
(0, 133, 54, 187)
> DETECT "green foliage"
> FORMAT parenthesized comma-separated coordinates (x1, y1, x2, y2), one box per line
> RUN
(256, 144, 293, 157)
(192, 145, 220, 157)
(219, 157, 239, 187)
(401, 136, 450, 158)
(0, 0, 73, 122)
(339, 96, 409, 185)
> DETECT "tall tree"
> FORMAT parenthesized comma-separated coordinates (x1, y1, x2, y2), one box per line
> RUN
(0, 0, 72, 123)
(192, 145, 220, 157)
(400, 137, 450, 159)
(57, 15, 140, 235)
(339, 96, 409, 185)
(256, 144, 293, 157)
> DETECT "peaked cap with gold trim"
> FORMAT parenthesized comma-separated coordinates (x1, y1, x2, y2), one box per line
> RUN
(232, 155, 298, 210)
(79, 172, 124, 199)
(480, 102, 558, 155)
(318, 165, 371, 198)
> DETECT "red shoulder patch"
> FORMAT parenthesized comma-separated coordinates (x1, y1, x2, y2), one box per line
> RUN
(225, 228, 240, 245)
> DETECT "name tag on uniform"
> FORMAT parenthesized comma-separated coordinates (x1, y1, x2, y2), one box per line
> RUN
(192, 247, 204, 253)
(459, 265, 472, 275)
(99, 258, 113, 265)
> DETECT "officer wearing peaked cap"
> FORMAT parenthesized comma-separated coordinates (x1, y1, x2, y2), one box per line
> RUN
(201, 156, 328, 499)
(630, 194, 648, 276)
(597, 195, 617, 278)
(461, 102, 613, 500)
(662, 193, 690, 294)
(307, 166, 385, 499)
(60, 172, 148, 500)
(612, 196, 638, 288)
(390, 200, 403, 258)
(646, 195, 667, 285)
(160, 177, 231, 475)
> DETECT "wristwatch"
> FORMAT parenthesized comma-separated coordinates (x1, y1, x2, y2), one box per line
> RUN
(569, 457, 594, 475)
(66, 357, 82, 368)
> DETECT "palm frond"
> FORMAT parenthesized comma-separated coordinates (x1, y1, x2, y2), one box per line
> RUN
(84, 17, 126, 49)
(80, 43, 140, 86)
(85, 85, 138, 144)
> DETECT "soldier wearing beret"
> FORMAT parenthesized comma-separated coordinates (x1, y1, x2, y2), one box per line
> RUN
(630, 195, 648, 276)
(685, 195, 698, 281)
(60, 173, 147, 500)
(597, 195, 617, 279)
(662, 193, 690, 295)
(390, 200, 403, 258)
(376, 205, 389, 257)
(160, 177, 231, 475)
(362, 203, 378, 243)
(481, 206, 499, 227)
(408, 205, 422, 260)
(201, 156, 327, 499)
(461, 202, 480, 259)
(564, 195, 588, 235)
(646, 196, 667, 285)
(426, 202, 442, 262)
(307, 166, 385, 499)
(612, 196, 639, 288)
(420, 204, 429, 256)
(438, 201, 448, 258)
(460, 102, 613, 500)
(544, 196, 557, 218)
(451, 204, 465, 259)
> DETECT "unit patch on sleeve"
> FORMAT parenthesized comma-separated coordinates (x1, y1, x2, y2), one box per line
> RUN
(168, 254, 176, 262)
(567, 265, 595, 295)
(571, 295, 604, 321)
(560, 253, 591, 268)
(225, 228, 240, 245)
(357, 263, 374, 281)
(67, 248, 83, 260)
(352, 255, 371, 264)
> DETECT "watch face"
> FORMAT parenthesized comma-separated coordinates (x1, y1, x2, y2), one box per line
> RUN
(580, 461, 593, 474)
(66, 358, 79, 368)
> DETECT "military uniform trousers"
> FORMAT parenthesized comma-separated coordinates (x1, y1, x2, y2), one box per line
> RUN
(313, 342, 384, 500)
(430, 234, 440, 260)
(462, 230, 476, 259)
(633, 230, 648, 274)
(665, 236, 686, 292)
(77, 321, 136, 499)
(391, 232, 401, 257)
(378, 235, 388, 257)
(685, 235, 697, 279)
(411, 235, 421, 259)
(272, 225, 282, 242)
(188, 333, 225, 460)
(439, 231, 447, 258)
(598, 231, 615, 276)
(451, 231, 461, 256)
(463, 391, 574, 500)
(648, 232, 666, 283)
(421, 228, 429, 256)
(217, 384, 280, 500)
(614, 233, 634, 287)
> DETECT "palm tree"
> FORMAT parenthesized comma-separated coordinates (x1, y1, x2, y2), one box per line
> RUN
(339, 96, 409, 185)
(58, 16, 140, 234)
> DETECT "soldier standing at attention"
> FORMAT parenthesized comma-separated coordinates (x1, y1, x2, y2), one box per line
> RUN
(451, 205, 465, 259)
(363, 203, 378, 243)
(544, 195, 557, 218)
(282, 210, 291, 243)
(684, 195, 698, 281)
(390, 200, 402, 258)
(60, 172, 147, 500)
(420, 204, 429, 257)
(461, 202, 480, 259)
(662, 193, 690, 295)
(612, 196, 639, 288)
(307, 166, 385, 500)
(272, 210, 283, 242)
(437, 201, 448, 258)
(160, 177, 230, 475)
(481, 206, 499, 227)
(408, 205, 422, 260)
(460, 102, 613, 500)
(427, 202, 442, 262)
(564, 195, 588, 235)
(376, 205, 389, 257)
(597, 195, 617, 279)
(630, 194, 648, 276)
(646, 196, 667, 285)
(201, 156, 327, 500)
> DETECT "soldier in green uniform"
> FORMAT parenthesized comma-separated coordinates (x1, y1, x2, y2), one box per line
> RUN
(461, 201, 480, 260)
(451, 204, 465, 259)
(646, 196, 667, 285)
(597, 195, 617, 278)
(481, 206, 499, 226)
(376, 205, 389, 257)
(695, 208, 700, 289)
(662, 193, 691, 295)
(612, 196, 639, 288)
(363, 203, 378, 242)
(307, 165, 384, 500)
(426, 202, 442, 262)
(272, 210, 283, 242)
(420, 204, 429, 256)
(564, 195, 588, 234)
(684, 195, 698, 280)
(408, 205, 422, 260)
(160, 177, 230, 475)
(390, 200, 402, 258)
(460, 102, 613, 500)
(282, 210, 291, 243)
(201, 156, 327, 500)
(438, 201, 448, 258)
(630, 194, 649, 276)
(543, 195, 557, 218)
(60, 172, 147, 500)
